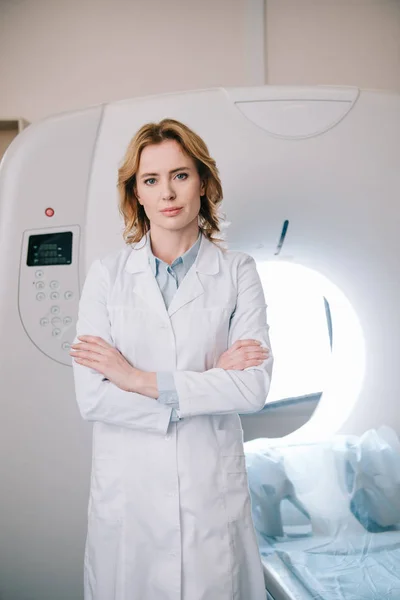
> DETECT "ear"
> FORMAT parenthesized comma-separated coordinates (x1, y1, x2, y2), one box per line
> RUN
(200, 179, 206, 197)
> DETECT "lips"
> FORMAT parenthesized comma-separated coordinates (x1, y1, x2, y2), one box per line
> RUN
(161, 207, 182, 214)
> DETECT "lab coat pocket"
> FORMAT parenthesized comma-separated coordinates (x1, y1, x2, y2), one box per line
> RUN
(108, 305, 145, 365)
(216, 428, 251, 525)
(90, 457, 124, 522)
(217, 427, 245, 456)
(184, 306, 234, 370)
(89, 424, 124, 522)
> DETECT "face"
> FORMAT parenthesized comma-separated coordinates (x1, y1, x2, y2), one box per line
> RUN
(135, 139, 205, 234)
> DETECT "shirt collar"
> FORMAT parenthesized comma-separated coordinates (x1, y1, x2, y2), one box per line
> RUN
(148, 231, 202, 276)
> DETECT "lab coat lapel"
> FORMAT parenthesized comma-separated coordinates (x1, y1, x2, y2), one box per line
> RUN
(124, 231, 221, 319)
(124, 233, 168, 319)
(167, 233, 220, 317)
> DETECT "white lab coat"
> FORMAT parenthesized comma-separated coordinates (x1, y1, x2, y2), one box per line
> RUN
(72, 232, 273, 600)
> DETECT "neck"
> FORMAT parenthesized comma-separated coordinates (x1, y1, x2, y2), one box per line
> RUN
(149, 224, 200, 264)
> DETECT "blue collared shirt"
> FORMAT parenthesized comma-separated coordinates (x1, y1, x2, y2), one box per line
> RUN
(148, 231, 202, 422)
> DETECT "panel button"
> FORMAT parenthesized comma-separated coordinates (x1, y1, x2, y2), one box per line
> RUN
(36, 281, 45, 290)
(51, 317, 61, 325)
(35, 270, 44, 278)
(50, 291, 59, 300)
(63, 316, 72, 325)
(50, 281, 59, 289)
(51, 306, 60, 315)
(36, 292, 45, 301)
(40, 318, 49, 327)
(64, 291, 74, 300)
(52, 328, 61, 337)
(62, 342, 71, 350)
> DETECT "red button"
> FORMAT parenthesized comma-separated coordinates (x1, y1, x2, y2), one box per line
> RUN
(45, 207, 54, 217)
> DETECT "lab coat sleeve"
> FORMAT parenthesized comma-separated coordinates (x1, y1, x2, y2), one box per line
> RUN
(157, 372, 180, 408)
(157, 372, 180, 422)
(72, 259, 173, 435)
(174, 254, 273, 417)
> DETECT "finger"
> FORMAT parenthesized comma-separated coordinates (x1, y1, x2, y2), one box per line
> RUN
(244, 350, 269, 360)
(244, 358, 265, 368)
(77, 335, 112, 349)
(70, 350, 103, 363)
(245, 346, 270, 355)
(236, 339, 262, 347)
(230, 339, 262, 351)
(71, 342, 110, 356)
(73, 357, 103, 371)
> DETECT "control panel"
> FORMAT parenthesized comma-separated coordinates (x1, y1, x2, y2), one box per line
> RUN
(19, 226, 80, 366)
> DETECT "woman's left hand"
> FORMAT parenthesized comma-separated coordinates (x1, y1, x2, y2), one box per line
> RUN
(70, 335, 138, 392)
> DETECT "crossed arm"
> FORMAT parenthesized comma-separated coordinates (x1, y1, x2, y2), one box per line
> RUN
(71, 335, 153, 394)
(71, 257, 273, 434)
(70, 335, 269, 398)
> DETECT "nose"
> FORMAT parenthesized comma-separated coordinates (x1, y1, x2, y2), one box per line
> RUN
(161, 180, 176, 201)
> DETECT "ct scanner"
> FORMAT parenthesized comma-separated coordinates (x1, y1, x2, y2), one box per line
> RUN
(0, 85, 400, 599)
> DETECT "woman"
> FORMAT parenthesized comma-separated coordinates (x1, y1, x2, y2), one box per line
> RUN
(71, 118, 273, 600)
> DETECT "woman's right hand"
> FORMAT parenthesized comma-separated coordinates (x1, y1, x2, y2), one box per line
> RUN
(216, 339, 270, 370)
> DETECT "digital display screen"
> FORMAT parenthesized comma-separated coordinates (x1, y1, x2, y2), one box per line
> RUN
(27, 232, 73, 266)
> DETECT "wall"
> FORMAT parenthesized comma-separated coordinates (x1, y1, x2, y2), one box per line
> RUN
(266, 0, 400, 93)
(0, 0, 252, 122)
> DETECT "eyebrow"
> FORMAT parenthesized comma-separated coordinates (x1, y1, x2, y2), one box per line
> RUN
(140, 166, 191, 179)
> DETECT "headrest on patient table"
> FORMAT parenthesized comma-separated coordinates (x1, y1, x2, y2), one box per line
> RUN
(245, 448, 310, 538)
(245, 427, 400, 539)
(345, 426, 400, 530)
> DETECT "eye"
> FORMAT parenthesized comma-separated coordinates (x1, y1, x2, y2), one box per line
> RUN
(144, 178, 156, 185)
(176, 172, 188, 180)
